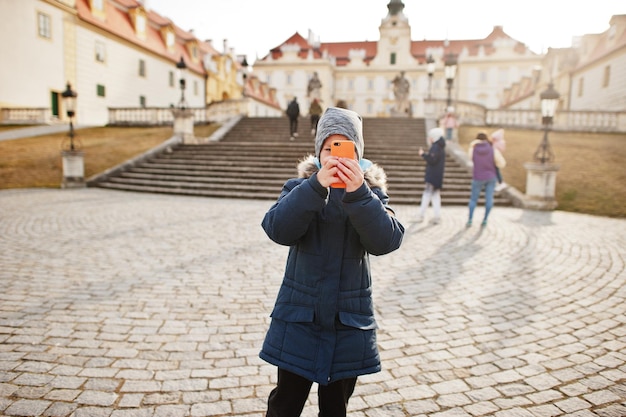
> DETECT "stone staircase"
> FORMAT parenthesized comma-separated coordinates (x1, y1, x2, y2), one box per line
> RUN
(90, 117, 512, 206)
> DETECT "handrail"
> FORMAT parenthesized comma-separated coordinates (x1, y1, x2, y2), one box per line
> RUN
(3, 100, 625, 133)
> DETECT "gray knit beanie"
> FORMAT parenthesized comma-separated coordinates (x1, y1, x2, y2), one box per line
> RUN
(314, 107, 364, 160)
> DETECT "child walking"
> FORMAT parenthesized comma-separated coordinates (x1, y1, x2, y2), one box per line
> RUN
(260, 107, 405, 417)
(416, 127, 446, 224)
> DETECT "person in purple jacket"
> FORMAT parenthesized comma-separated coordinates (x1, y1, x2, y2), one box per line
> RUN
(260, 107, 404, 417)
(467, 131, 506, 227)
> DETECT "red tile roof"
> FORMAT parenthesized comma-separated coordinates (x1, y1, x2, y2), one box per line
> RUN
(263, 26, 537, 66)
(75, 0, 206, 74)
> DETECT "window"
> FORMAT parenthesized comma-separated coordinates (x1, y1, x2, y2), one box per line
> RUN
(390, 53, 396, 65)
(166, 31, 175, 49)
(92, 0, 104, 11)
(38, 12, 51, 39)
(96, 84, 106, 97)
(603, 66, 610, 88)
(480, 70, 488, 84)
(169, 71, 174, 87)
(139, 59, 146, 77)
(193, 80, 198, 96)
(577, 77, 584, 97)
(368, 79, 374, 90)
(95, 41, 106, 63)
(348, 80, 354, 90)
(136, 15, 146, 35)
(139, 96, 146, 107)
(286, 74, 292, 85)
(498, 68, 508, 84)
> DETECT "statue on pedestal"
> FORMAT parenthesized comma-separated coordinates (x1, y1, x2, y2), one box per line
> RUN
(392, 71, 411, 116)
(307, 72, 322, 101)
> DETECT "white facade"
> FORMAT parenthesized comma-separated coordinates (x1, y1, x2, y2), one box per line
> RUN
(74, 26, 205, 125)
(0, 0, 265, 127)
(570, 53, 626, 111)
(0, 0, 68, 112)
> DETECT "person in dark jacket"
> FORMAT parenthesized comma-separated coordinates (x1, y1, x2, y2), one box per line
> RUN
(309, 98, 323, 136)
(260, 107, 405, 417)
(416, 127, 446, 224)
(286, 97, 300, 139)
(467, 131, 506, 227)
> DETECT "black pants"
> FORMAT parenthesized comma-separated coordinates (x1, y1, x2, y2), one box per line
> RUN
(289, 117, 298, 136)
(310, 115, 320, 132)
(266, 368, 357, 417)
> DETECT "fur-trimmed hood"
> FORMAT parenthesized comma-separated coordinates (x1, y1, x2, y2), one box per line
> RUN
(296, 154, 388, 193)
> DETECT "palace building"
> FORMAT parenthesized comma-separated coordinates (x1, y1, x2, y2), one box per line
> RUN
(252, 0, 543, 118)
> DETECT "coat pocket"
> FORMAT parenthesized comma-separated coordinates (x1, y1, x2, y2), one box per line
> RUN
(271, 304, 315, 323)
(338, 311, 377, 330)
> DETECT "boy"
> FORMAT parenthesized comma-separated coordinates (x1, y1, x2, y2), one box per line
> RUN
(260, 107, 405, 417)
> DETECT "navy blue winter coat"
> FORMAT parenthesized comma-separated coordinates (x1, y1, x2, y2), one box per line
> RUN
(422, 137, 446, 189)
(260, 156, 404, 385)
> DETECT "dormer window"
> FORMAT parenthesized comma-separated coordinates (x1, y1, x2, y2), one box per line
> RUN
(92, 0, 104, 12)
(160, 25, 176, 52)
(186, 41, 199, 62)
(90, 0, 105, 20)
(136, 15, 146, 36)
(129, 8, 147, 39)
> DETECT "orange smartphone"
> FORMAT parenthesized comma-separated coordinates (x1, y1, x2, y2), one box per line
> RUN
(330, 140, 356, 188)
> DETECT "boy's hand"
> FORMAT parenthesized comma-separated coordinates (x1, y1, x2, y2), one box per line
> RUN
(335, 157, 364, 192)
(317, 157, 364, 192)
(317, 157, 341, 188)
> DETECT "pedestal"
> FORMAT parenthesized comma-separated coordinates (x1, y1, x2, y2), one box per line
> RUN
(171, 108, 195, 143)
(61, 150, 85, 188)
(523, 162, 560, 210)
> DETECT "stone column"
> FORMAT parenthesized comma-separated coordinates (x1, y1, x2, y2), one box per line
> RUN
(171, 108, 195, 143)
(523, 162, 560, 210)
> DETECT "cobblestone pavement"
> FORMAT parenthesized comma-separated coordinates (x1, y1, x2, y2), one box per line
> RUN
(0, 188, 625, 417)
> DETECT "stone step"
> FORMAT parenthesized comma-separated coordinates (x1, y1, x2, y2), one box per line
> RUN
(90, 116, 513, 207)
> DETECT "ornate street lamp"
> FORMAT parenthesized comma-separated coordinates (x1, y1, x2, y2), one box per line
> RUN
(60, 82, 84, 188)
(241, 55, 249, 97)
(61, 83, 78, 150)
(444, 52, 457, 108)
(176, 56, 187, 109)
(533, 82, 560, 164)
(426, 55, 435, 99)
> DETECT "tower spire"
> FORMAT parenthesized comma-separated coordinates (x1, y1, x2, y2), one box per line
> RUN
(387, 0, 405, 16)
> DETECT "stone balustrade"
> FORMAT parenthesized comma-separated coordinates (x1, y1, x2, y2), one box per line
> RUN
(2, 99, 625, 133)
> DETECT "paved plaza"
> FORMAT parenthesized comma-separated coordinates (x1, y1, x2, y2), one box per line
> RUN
(0, 188, 625, 417)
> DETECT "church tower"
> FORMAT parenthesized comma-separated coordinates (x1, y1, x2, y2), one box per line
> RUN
(371, 0, 417, 68)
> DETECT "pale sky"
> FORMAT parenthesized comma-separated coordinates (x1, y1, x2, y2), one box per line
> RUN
(145, 0, 623, 64)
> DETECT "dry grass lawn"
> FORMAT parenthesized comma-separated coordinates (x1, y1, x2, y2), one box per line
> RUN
(1, 123, 624, 218)
(0, 124, 218, 189)
(459, 126, 626, 218)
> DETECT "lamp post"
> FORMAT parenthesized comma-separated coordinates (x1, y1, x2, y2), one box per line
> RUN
(241, 55, 249, 97)
(426, 55, 435, 100)
(60, 82, 84, 188)
(172, 56, 194, 142)
(533, 82, 560, 163)
(523, 82, 560, 209)
(444, 52, 457, 109)
(176, 56, 187, 110)
(61, 83, 78, 151)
